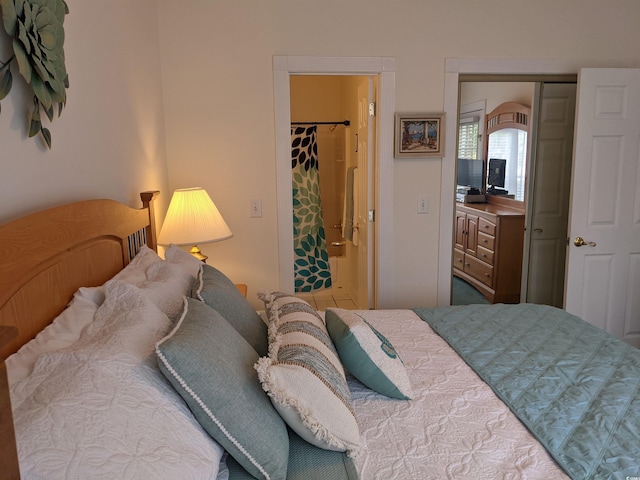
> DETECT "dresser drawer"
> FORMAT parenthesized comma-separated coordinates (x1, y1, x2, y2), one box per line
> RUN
(476, 245, 494, 265)
(464, 255, 494, 287)
(477, 232, 495, 251)
(478, 218, 496, 236)
(453, 249, 465, 270)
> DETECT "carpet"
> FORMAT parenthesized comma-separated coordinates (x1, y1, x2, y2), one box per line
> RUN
(451, 276, 490, 305)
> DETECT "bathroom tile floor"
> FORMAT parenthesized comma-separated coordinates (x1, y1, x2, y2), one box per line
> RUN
(295, 287, 358, 310)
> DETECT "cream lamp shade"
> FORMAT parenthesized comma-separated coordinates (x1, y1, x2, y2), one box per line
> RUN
(158, 187, 232, 262)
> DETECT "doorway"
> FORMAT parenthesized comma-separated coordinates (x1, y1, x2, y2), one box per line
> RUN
(289, 75, 372, 309)
(442, 62, 640, 345)
(452, 77, 577, 306)
(273, 56, 396, 310)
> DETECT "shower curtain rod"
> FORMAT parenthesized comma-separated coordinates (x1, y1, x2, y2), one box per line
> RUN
(291, 120, 350, 126)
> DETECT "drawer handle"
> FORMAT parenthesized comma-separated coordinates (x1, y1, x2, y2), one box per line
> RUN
(484, 273, 490, 277)
(481, 253, 486, 258)
(465, 263, 470, 267)
(482, 239, 488, 243)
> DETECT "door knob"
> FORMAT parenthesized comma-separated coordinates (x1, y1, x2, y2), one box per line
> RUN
(574, 236, 596, 247)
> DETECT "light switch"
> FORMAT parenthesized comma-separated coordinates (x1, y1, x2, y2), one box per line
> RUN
(250, 199, 262, 218)
(417, 195, 429, 214)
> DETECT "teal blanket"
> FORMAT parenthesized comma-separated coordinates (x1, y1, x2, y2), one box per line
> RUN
(413, 304, 640, 480)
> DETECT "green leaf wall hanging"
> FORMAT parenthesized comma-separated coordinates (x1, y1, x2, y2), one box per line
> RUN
(0, 0, 69, 148)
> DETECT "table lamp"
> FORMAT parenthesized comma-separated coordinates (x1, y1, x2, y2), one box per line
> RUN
(158, 187, 232, 262)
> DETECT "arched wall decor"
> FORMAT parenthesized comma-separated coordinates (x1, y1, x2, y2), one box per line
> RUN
(0, 0, 69, 148)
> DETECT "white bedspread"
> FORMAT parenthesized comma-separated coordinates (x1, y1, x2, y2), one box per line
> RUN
(10, 281, 223, 480)
(10, 294, 570, 480)
(349, 309, 569, 480)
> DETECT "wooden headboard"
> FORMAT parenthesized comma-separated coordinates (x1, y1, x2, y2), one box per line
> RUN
(0, 191, 159, 359)
(0, 191, 159, 480)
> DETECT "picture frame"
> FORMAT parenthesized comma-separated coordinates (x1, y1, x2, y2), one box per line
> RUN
(394, 112, 445, 158)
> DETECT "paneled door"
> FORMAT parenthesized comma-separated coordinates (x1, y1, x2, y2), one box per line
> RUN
(565, 68, 640, 347)
(526, 83, 576, 307)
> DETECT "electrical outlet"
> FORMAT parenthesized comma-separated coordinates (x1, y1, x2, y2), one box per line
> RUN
(250, 199, 262, 218)
(417, 194, 429, 214)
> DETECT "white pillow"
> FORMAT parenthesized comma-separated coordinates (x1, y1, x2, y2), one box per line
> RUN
(138, 261, 195, 322)
(111, 245, 163, 285)
(74, 285, 106, 306)
(11, 281, 224, 479)
(164, 244, 203, 279)
(5, 287, 102, 386)
(75, 280, 173, 355)
(5, 247, 193, 385)
(112, 245, 198, 321)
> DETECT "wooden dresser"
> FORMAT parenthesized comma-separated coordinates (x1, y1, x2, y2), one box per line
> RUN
(453, 202, 525, 303)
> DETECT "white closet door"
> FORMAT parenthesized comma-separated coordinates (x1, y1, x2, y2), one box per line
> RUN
(565, 68, 640, 347)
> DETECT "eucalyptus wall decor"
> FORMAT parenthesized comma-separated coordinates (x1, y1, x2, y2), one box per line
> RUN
(0, 0, 69, 148)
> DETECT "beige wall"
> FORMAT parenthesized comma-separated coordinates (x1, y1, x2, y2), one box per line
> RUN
(0, 1, 170, 223)
(2, 1, 639, 309)
(157, 1, 639, 308)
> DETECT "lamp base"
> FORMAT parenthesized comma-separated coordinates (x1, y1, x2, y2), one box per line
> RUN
(189, 245, 208, 263)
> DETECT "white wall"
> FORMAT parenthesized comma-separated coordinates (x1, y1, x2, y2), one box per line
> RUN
(156, 0, 640, 308)
(2, 1, 639, 310)
(0, 1, 170, 223)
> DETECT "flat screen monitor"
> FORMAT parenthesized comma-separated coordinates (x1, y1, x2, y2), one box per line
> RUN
(487, 158, 507, 189)
(456, 158, 483, 189)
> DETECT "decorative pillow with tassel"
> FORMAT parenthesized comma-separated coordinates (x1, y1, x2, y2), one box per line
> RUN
(325, 308, 413, 400)
(255, 291, 361, 457)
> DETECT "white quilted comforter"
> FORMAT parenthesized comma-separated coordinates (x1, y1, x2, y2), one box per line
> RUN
(349, 309, 569, 480)
(10, 280, 223, 480)
(10, 287, 569, 479)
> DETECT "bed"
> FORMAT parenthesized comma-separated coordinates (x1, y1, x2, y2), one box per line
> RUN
(1, 193, 639, 480)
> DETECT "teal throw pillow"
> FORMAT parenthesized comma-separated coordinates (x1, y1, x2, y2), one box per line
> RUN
(325, 308, 413, 400)
(192, 264, 268, 356)
(156, 298, 289, 480)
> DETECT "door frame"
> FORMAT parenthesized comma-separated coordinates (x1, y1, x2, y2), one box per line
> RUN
(273, 56, 396, 308)
(438, 58, 614, 306)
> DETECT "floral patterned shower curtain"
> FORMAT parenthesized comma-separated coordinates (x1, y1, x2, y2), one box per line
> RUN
(291, 126, 332, 293)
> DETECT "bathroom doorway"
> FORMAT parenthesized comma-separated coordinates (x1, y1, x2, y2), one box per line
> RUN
(290, 75, 376, 309)
(273, 55, 395, 310)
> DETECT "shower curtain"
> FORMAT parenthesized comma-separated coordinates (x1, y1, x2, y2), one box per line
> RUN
(291, 126, 332, 293)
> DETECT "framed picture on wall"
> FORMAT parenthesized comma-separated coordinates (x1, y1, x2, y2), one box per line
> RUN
(394, 112, 445, 158)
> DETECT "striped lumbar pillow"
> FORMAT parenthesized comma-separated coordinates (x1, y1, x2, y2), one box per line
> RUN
(255, 291, 361, 457)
